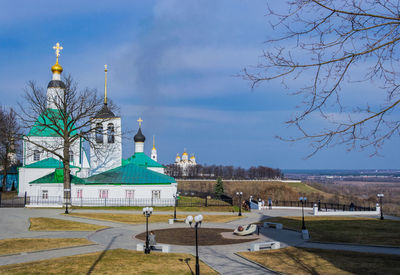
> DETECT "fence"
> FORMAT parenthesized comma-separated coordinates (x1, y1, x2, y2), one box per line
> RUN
(0, 193, 376, 212)
(267, 200, 376, 212)
(27, 196, 176, 207)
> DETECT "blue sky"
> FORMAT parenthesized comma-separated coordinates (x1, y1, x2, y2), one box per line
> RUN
(0, 0, 398, 169)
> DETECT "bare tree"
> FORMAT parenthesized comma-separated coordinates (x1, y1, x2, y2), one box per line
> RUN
(244, 0, 400, 156)
(0, 107, 20, 192)
(19, 75, 117, 212)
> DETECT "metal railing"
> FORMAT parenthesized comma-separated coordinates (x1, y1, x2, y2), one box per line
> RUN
(267, 200, 376, 212)
(26, 196, 175, 207)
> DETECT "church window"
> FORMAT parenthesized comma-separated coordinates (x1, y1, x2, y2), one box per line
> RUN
(77, 189, 83, 198)
(96, 123, 103, 143)
(152, 190, 161, 199)
(125, 190, 134, 199)
(34, 150, 40, 161)
(42, 190, 48, 199)
(69, 150, 74, 164)
(99, 189, 108, 199)
(107, 123, 115, 144)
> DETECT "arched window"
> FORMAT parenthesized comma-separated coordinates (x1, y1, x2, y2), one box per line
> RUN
(69, 150, 74, 164)
(95, 123, 103, 143)
(107, 123, 115, 144)
(33, 150, 40, 161)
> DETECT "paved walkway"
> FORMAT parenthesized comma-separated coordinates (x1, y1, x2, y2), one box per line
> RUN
(0, 208, 399, 274)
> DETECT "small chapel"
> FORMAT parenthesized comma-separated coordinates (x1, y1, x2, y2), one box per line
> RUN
(18, 43, 177, 206)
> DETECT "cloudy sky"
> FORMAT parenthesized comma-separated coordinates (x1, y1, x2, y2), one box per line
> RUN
(1, 0, 398, 169)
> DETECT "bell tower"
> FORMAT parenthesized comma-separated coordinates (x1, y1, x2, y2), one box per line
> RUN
(90, 65, 122, 175)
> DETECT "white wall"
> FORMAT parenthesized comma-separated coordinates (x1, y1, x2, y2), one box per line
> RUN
(23, 136, 83, 167)
(19, 167, 80, 197)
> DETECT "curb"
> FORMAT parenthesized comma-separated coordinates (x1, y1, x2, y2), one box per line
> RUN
(234, 252, 284, 274)
(307, 241, 400, 249)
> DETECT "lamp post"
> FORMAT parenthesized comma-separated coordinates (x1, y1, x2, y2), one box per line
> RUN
(143, 207, 153, 254)
(173, 192, 180, 221)
(236, 191, 243, 216)
(299, 197, 307, 230)
(377, 193, 384, 220)
(186, 214, 203, 275)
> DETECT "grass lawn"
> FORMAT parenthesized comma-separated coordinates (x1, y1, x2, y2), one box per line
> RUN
(0, 248, 218, 275)
(264, 216, 400, 246)
(67, 212, 243, 224)
(0, 238, 94, 255)
(239, 247, 400, 275)
(29, 217, 108, 231)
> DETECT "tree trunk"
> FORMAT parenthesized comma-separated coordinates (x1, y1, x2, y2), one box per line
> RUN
(63, 143, 71, 208)
(1, 157, 9, 192)
(1, 168, 7, 192)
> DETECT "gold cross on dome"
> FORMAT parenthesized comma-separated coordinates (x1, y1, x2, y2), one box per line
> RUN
(53, 42, 63, 58)
(137, 117, 143, 127)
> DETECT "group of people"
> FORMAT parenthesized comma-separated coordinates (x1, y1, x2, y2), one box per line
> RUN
(241, 196, 274, 210)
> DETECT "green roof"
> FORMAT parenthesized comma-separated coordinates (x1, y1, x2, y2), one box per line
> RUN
(24, 158, 78, 169)
(28, 109, 77, 137)
(122, 152, 164, 168)
(85, 163, 175, 185)
(30, 169, 85, 184)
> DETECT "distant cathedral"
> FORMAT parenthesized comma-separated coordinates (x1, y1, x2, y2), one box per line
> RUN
(175, 149, 197, 176)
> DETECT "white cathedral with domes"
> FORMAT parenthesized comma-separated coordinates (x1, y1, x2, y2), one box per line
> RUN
(18, 43, 177, 206)
(175, 150, 197, 176)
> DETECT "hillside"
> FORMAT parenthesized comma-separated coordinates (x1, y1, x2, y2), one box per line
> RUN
(177, 179, 334, 202)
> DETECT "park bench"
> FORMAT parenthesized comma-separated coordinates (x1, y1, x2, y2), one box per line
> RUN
(136, 243, 170, 253)
(168, 218, 186, 224)
(250, 241, 280, 252)
(263, 222, 283, 229)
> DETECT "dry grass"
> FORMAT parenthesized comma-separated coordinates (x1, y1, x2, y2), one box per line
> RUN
(68, 212, 243, 224)
(29, 217, 108, 231)
(0, 238, 94, 255)
(0, 248, 218, 275)
(73, 205, 240, 212)
(239, 247, 400, 275)
(177, 180, 333, 202)
(263, 216, 400, 246)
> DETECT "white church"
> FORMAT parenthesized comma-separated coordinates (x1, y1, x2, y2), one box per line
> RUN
(18, 43, 177, 206)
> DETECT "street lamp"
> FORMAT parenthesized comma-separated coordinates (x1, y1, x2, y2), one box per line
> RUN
(143, 207, 153, 254)
(173, 192, 180, 221)
(299, 197, 307, 230)
(236, 192, 243, 216)
(186, 214, 203, 275)
(299, 196, 309, 239)
(377, 193, 384, 220)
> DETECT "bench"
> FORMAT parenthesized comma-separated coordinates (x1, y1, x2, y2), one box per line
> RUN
(136, 243, 170, 253)
(250, 241, 280, 252)
(263, 222, 283, 229)
(168, 218, 186, 224)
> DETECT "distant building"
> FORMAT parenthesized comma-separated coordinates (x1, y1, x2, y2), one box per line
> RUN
(175, 149, 197, 176)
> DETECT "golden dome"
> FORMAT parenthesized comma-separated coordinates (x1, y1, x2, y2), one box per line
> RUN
(182, 152, 188, 156)
(51, 61, 63, 74)
(190, 155, 195, 159)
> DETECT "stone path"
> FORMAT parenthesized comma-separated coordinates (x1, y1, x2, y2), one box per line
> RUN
(0, 208, 398, 274)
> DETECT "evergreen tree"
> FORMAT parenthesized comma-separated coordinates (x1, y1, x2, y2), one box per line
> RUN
(214, 177, 224, 198)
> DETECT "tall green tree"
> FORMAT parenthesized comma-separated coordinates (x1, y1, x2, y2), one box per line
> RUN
(214, 177, 224, 198)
